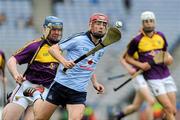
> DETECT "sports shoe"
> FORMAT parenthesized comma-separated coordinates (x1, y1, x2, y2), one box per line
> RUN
(23, 86, 44, 97)
(111, 111, 125, 120)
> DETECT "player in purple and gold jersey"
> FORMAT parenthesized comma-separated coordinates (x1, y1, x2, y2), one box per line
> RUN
(0, 50, 7, 105)
(0, 50, 5, 76)
(2, 16, 63, 120)
(126, 11, 177, 120)
(0, 50, 6, 83)
(114, 50, 156, 120)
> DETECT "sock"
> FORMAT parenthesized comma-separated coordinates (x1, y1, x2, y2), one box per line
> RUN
(117, 111, 125, 119)
(32, 91, 42, 101)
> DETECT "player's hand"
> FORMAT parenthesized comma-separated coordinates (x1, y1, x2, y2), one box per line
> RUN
(140, 62, 151, 71)
(13, 73, 25, 84)
(62, 60, 75, 69)
(128, 68, 137, 75)
(163, 52, 173, 65)
(93, 82, 105, 94)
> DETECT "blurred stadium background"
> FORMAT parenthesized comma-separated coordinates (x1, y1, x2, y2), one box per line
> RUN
(0, 0, 180, 120)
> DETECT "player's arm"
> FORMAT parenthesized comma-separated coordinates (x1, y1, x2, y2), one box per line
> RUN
(7, 56, 24, 84)
(163, 51, 173, 65)
(7, 42, 37, 84)
(160, 32, 173, 65)
(48, 44, 75, 69)
(126, 38, 151, 71)
(91, 74, 104, 94)
(120, 52, 136, 75)
(125, 54, 151, 71)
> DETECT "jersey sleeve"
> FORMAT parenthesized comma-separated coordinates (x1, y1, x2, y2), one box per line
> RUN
(0, 51, 5, 69)
(58, 37, 77, 51)
(127, 38, 139, 56)
(158, 32, 168, 51)
(13, 41, 39, 64)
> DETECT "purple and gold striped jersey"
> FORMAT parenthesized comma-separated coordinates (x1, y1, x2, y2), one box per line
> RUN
(127, 31, 170, 80)
(13, 38, 59, 87)
(0, 50, 5, 70)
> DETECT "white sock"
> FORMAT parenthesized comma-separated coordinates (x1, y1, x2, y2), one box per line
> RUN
(32, 91, 42, 101)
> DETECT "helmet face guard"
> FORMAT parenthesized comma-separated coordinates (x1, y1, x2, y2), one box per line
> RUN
(43, 16, 63, 40)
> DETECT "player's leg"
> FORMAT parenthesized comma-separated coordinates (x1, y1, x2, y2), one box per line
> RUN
(2, 103, 25, 120)
(148, 79, 175, 120)
(2, 84, 30, 120)
(156, 94, 175, 120)
(124, 91, 144, 114)
(115, 75, 149, 119)
(138, 88, 155, 120)
(118, 75, 155, 120)
(66, 104, 85, 120)
(23, 82, 60, 120)
(136, 76, 155, 120)
(33, 88, 58, 120)
(165, 76, 177, 115)
(114, 91, 144, 120)
(63, 82, 87, 120)
(133, 75, 155, 120)
(34, 100, 58, 120)
(167, 92, 176, 114)
(135, 75, 155, 105)
(23, 106, 34, 120)
(139, 87, 155, 105)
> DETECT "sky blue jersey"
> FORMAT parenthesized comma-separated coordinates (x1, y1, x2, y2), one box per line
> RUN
(54, 32, 105, 92)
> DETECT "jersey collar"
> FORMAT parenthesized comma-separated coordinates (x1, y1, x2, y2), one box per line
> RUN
(86, 31, 102, 46)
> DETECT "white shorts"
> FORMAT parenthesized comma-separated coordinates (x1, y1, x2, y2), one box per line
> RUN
(147, 76, 177, 96)
(10, 81, 49, 109)
(133, 74, 149, 90)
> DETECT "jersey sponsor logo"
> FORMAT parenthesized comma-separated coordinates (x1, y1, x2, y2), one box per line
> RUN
(157, 40, 162, 45)
(47, 94, 53, 100)
(80, 58, 94, 71)
(149, 50, 162, 57)
(49, 63, 58, 70)
(82, 47, 89, 51)
(155, 89, 159, 94)
(98, 52, 104, 58)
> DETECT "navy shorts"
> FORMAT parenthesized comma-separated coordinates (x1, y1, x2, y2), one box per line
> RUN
(46, 81, 87, 107)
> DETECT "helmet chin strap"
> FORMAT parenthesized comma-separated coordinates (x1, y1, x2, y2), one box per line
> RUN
(42, 27, 51, 39)
(143, 27, 155, 33)
(47, 39, 60, 44)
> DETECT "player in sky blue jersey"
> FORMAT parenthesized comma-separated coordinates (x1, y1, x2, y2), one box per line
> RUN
(23, 12, 109, 120)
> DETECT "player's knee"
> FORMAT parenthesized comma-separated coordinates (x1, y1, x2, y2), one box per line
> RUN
(34, 111, 50, 120)
(2, 106, 21, 120)
(163, 104, 174, 115)
(148, 100, 156, 107)
(35, 115, 46, 120)
(69, 114, 84, 120)
(34, 111, 46, 120)
(2, 108, 7, 120)
(151, 98, 156, 104)
(172, 106, 177, 116)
